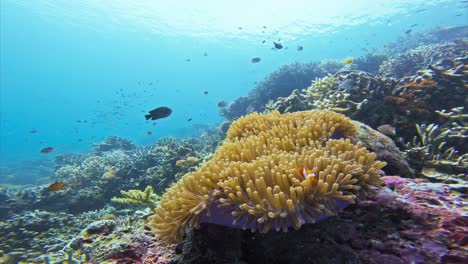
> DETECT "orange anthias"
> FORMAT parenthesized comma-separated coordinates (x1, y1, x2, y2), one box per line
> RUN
(47, 181, 66, 192)
(298, 167, 317, 184)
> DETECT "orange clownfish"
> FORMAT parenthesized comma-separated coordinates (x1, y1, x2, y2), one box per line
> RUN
(298, 167, 317, 184)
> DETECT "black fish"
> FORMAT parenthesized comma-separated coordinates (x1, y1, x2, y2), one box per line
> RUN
(40, 147, 55, 154)
(251, 57, 261, 63)
(405, 29, 412, 34)
(297, 45, 303, 51)
(273, 42, 283, 49)
(145, 107, 172, 120)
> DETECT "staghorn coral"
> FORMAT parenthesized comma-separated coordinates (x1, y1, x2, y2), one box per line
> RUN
(112, 186, 160, 211)
(404, 123, 467, 175)
(150, 111, 386, 243)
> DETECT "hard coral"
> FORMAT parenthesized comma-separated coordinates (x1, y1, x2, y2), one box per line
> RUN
(150, 111, 386, 243)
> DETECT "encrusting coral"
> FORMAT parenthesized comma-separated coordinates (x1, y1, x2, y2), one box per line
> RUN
(150, 110, 386, 243)
(112, 186, 160, 211)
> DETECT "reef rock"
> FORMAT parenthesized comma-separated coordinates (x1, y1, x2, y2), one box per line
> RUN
(174, 176, 467, 264)
(352, 121, 414, 178)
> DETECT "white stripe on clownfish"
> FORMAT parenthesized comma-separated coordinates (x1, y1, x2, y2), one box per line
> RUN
(298, 167, 316, 183)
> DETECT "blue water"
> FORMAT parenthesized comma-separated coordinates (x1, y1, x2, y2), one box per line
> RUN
(0, 0, 466, 178)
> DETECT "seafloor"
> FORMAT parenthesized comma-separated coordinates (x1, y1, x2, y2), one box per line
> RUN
(0, 26, 467, 264)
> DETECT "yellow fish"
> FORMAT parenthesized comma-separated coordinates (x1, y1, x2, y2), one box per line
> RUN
(343, 58, 353, 65)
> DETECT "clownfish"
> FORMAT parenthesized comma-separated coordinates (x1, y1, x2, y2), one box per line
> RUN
(298, 167, 317, 184)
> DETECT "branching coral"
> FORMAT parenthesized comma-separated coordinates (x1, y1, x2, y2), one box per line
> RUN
(150, 111, 386, 243)
(404, 122, 467, 172)
(112, 186, 160, 211)
(312, 92, 368, 113)
(302, 74, 336, 100)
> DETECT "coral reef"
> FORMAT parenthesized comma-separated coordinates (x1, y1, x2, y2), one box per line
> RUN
(112, 186, 160, 211)
(151, 110, 386, 243)
(221, 62, 324, 120)
(352, 53, 389, 75)
(92, 136, 137, 153)
(404, 122, 467, 176)
(173, 176, 467, 264)
(263, 89, 309, 114)
(379, 40, 467, 78)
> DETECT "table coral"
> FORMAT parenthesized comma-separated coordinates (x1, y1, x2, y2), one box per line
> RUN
(151, 110, 386, 243)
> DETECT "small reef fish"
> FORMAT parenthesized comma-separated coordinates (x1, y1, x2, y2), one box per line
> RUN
(147, 131, 153, 135)
(204, 91, 208, 95)
(47, 181, 66, 192)
(405, 29, 412, 34)
(338, 79, 354, 90)
(377, 124, 397, 136)
(297, 45, 303, 51)
(251, 57, 261, 63)
(187, 118, 193, 122)
(30, 129, 38, 134)
(298, 167, 317, 184)
(145, 107, 172, 120)
(343, 58, 354, 65)
(218, 101, 227, 107)
(273, 42, 283, 49)
(40, 147, 55, 154)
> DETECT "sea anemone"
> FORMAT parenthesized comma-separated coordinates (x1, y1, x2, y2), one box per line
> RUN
(150, 110, 386, 243)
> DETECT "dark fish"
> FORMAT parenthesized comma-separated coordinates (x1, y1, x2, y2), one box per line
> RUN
(30, 130, 38, 134)
(251, 57, 261, 63)
(185, 59, 191, 62)
(187, 118, 193, 122)
(203, 52, 208, 56)
(273, 42, 283, 49)
(262, 40, 266, 44)
(145, 107, 172, 120)
(147, 131, 153, 135)
(218, 101, 227, 107)
(204, 91, 208, 95)
(238, 27, 242, 30)
(40, 147, 55, 154)
(47, 181, 65, 192)
(410, 24, 418, 27)
(405, 29, 412, 34)
(297, 45, 303, 51)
